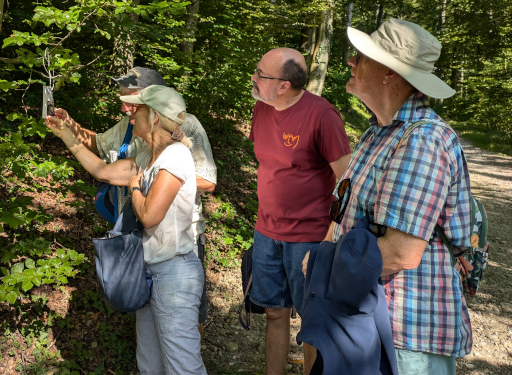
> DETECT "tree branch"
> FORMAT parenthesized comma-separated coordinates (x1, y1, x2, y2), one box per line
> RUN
(49, 2, 107, 55)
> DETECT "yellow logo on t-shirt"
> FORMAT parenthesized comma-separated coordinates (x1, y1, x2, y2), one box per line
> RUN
(283, 133, 300, 149)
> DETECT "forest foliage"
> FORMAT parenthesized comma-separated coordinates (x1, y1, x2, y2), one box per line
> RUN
(0, 1, 510, 373)
(0, 0, 511, 312)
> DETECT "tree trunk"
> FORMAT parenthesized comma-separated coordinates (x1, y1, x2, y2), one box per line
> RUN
(376, 2, 385, 29)
(306, 0, 334, 96)
(0, 0, 5, 36)
(181, 0, 200, 54)
(110, 0, 140, 76)
(299, 26, 317, 67)
(341, 2, 354, 66)
(450, 44, 459, 90)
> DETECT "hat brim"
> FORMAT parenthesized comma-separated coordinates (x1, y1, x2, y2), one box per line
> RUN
(347, 27, 455, 99)
(119, 94, 144, 104)
(111, 76, 145, 89)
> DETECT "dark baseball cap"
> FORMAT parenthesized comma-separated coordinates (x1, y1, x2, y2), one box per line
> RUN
(111, 67, 168, 88)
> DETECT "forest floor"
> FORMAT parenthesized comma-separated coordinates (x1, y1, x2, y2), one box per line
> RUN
(0, 130, 511, 375)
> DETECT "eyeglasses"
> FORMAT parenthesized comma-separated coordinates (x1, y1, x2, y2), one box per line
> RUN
(329, 178, 351, 224)
(255, 70, 287, 82)
(130, 103, 148, 110)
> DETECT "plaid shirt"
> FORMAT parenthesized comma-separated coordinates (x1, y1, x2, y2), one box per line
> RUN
(333, 93, 472, 357)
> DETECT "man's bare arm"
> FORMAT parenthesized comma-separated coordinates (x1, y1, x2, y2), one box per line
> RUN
(378, 227, 427, 276)
(196, 176, 215, 192)
(55, 108, 99, 155)
(329, 154, 351, 180)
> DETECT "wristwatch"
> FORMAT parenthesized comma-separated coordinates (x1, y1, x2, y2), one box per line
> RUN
(130, 187, 142, 196)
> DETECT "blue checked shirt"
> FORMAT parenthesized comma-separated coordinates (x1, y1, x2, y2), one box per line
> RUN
(333, 93, 473, 357)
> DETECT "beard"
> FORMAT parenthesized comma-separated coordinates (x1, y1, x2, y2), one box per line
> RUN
(251, 82, 278, 102)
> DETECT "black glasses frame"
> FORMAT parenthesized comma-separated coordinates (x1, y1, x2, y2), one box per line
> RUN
(255, 70, 287, 82)
(329, 178, 352, 224)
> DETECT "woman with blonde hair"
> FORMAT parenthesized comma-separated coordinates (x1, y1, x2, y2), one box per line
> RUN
(45, 85, 206, 375)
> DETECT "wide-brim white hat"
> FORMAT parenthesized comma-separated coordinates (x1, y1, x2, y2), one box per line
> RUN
(347, 18, 455, 99)
(120, 85, 186, 124)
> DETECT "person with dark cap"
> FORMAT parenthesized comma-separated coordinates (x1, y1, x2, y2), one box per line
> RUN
(55, 67, 217, 338)
(303, 18, 472, 375)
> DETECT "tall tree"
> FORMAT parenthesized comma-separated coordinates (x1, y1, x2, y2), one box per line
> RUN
(0, 0, 5, 35)
(306, 0, 334, 96)
(341, 2, 354, 66)
(181, 0, 200, 54)
(110, 0, 140, 76)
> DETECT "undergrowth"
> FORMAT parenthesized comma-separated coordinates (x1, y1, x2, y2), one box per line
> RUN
(450, 121, 512, 156)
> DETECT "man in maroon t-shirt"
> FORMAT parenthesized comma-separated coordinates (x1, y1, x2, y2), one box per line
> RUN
(249, 48, 351, 375)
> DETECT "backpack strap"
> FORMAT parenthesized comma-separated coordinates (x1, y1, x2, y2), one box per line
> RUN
(435, 224, 456, 267)
(113, 123, 134, 221)
(118, 123, 134, 160)
(397, 119, 459, 267)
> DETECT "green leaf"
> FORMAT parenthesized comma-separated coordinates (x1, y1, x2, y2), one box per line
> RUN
(11, 263, 25, 275)
(25, 258, 35, 269)
(6, 292, 17, 304)
(68, 250, 78, 261)
(22, 280, 34, 292)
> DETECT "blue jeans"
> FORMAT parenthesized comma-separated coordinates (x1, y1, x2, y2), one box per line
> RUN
(250, 230, 319, 316)
(136, 252, 206, 375)
(395, 349, 456, 375)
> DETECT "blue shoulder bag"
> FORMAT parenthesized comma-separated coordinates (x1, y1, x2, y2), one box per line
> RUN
(94, 124, 133, 224)
(92, 198, 151, 312)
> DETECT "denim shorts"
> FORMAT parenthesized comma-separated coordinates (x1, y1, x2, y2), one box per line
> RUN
(250, 230, 319, 316)
(136, 252, 206, 375)
(395, 348, 455, 375)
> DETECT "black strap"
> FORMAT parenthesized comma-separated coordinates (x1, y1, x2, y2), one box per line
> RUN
(436, 224, 456, 267)
(238, 274, 253, 330)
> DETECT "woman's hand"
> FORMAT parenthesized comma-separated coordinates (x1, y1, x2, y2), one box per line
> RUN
(45, 116, 74, 140)
(129, 170, 144, 190)
(55, 108, 79, 134)
(54, 108, 71, 123)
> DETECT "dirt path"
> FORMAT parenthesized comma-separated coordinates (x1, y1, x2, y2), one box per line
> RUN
(455, 138, 512, 375)
(202, 138, 512, 375)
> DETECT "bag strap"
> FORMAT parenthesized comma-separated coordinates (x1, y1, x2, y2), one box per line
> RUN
(435, 224, 456, 267)
(397, 119, 459, 267)
(118, 123, 134, 160)
(238, 274, 254, 330)
(112, 124, 134, 220)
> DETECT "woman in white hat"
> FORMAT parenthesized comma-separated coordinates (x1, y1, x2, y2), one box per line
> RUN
(45, 85, 206, 375)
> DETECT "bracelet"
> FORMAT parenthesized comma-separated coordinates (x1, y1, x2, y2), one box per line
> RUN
(130, 187, 142, 196)
(73, 145, 84, 156)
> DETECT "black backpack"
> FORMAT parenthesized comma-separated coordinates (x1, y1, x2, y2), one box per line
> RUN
(238, 246, 264, 330)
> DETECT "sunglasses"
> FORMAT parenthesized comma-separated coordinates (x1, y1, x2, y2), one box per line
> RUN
(329, 178, 351, 224)
(355, 52, 363, 65)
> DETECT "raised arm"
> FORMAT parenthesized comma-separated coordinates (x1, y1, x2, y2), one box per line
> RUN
(45, 116, 137, 186)
(55, 108, 99, 154)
